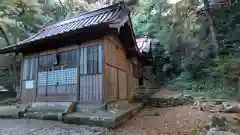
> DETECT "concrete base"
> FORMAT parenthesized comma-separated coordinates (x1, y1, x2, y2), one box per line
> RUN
(24, 112, 63, 121)
(63, 101, 143, 129)
(23, 102, 76, 121)
(0, 106, 21, 118)
(76, 104, 105, 113)
(0, 101, 143, 129)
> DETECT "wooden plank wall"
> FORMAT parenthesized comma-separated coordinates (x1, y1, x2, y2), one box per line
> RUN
(21, 45, 79, 103)
(21, 40, 106, 103)
(21, 57, 38, 103)
(103, 35, 129, 102)
(20, 36, 139, 103)
(104, 36, 118, 101)
(118, 70, 127, 99)
(79, 44, 103, 104)
(79, 39, 104, 104)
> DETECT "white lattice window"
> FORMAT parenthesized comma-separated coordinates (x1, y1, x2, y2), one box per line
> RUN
(38, 49, 77, 86)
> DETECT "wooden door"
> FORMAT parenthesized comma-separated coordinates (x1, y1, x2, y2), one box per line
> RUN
(21, 81, 37, 103)
(37, 50, 78, 102)
(79, 45, 103, 104)
(21, 57, 38, 103)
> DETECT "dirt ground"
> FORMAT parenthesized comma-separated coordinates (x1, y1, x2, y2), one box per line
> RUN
(151, 88, 181, 99)
(106, 106, 214, 135)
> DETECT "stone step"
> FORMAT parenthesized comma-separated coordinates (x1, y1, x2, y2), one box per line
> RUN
(24, 112, 63, 121)
(76, 104, 105, 113)
(0, 106, 22, 118)
(63, 102, 143, 129)
(22, 102, 77, 121)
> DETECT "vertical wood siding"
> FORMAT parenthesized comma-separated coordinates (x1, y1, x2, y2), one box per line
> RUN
(117, 48, 127, 71)
(104, 64, 118, 100)
(21, 89, 36, 103)
(79, 45, 103, 104)
(79, 74, 103, 103)
(118, 70, 127, 99)
(21, 57, 38, 103)
(104, 35, 130, 102)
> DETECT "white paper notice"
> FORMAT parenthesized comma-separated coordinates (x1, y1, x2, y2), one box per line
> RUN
(26, 80, 34, 89)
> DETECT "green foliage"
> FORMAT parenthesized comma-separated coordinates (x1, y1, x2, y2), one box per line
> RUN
(206, 56, 240, 78)
(132, 0, 213, 79)
(132, 0, 171, 45)
(167, 75, 236, 99)
(132, 0, 240, 100)
(0, 0, 54, 46)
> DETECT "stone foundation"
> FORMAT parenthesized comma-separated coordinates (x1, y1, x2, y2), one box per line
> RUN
(0, 101, 143, 129)
(63, 103, 143, 129)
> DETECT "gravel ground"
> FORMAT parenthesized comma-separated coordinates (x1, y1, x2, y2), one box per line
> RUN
(0, 119, 106, 135)
(106, 106, 213, 135)
(26, 126, 106, 135)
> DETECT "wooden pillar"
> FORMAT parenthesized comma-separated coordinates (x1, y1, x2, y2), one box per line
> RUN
(34, 55, 39, 102)
(19, 54, 24, 102)
(77, 46, 80, 101)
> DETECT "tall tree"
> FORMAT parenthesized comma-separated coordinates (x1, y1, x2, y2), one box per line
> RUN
(0, 0, 52, 92)
(202, 0, 219, 56)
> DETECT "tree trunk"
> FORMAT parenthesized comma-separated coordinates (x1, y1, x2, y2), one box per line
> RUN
(203, 0, 219, 56)
(0, 25, 11, 46)
(0, 25, 17, 93)
(204, 11, 219, 56)
(237, 76, 240, 100)
(9, 55, 17, 92)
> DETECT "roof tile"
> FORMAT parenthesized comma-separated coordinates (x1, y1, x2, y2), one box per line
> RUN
(21, 3, 127, 44)
(0, 2, 137, 54)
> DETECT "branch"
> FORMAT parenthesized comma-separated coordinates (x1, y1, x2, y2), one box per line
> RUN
(0, 24, 11, 46)
(225, 12, 240, 27)
(58, 0, 69, 12)
(17, 8, 25, 17)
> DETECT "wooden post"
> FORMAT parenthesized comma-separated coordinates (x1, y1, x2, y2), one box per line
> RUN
(237, 76, 240, 100)
(34, 55, 39, 102)
(77, 46, 80, 101)
(18, 55, 24, 102)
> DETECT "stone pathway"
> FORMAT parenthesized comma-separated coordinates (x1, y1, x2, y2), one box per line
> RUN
(0, 119, 106, 135)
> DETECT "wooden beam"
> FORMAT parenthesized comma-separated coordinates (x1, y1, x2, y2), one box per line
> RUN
(76, 46, 80, 101)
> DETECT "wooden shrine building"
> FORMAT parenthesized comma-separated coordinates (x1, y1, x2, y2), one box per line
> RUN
(0, 2, 153, 104)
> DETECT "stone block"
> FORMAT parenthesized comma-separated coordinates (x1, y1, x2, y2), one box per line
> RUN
(28, 102, 75, 113)
(22, 102, 76, 121)
(63, 103, 143, 129)
(0, 106, 21, 118)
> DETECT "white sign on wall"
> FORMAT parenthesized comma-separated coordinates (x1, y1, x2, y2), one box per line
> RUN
(25, 80, 34, 89)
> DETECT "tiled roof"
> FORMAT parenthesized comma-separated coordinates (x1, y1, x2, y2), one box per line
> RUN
(0, 2, 131, 53)
(21, 2, 128, 44)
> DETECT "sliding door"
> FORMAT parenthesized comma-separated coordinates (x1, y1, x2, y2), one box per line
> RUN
(21, 57, 38, 103)
(79, 45, 103, 104)
(37, 49, 78, 102)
